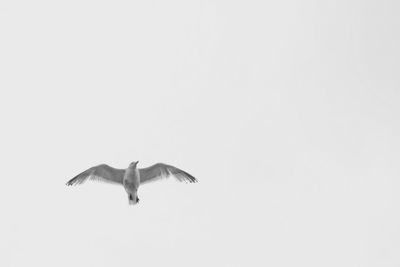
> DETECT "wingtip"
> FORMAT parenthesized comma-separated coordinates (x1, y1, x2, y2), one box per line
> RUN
(186, 175, 198, 183)
(188, 176, 197, 183)
(189, 173, 198, 183)
(66, 178, 78, 186)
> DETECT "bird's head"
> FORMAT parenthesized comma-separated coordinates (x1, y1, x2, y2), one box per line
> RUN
(130, 161, 139, 167)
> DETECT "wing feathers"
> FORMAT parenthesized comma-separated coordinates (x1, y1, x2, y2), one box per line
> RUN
(67, 163, 197, 186)
(66, 164, 124, 186)
(139, 163, 197, 185)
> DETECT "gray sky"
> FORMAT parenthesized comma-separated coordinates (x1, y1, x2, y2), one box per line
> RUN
(1, 0, 400, 266)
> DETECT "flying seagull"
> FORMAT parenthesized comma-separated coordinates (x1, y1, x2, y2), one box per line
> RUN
(66, 161, 197, 205)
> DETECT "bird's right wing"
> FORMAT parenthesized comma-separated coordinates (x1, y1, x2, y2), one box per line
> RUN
(66, 164, 125, 186)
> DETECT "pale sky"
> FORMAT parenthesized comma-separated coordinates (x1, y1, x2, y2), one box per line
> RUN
(1, 0, 400, 266)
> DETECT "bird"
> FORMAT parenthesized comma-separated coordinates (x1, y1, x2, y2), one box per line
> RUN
(66, 161, 197, 205)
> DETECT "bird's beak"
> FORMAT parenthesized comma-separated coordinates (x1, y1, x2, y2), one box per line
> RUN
(136, 161, 139, 164)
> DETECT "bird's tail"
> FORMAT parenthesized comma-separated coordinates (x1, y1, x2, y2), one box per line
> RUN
(129, 194, 137, 205)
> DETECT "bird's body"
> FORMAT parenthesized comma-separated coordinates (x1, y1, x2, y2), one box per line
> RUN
(66, 161, 197, 205)
(123, 163, 140, 204)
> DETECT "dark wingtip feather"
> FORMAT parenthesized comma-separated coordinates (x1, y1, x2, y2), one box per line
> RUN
(66, 173, 85, 186)
(181, 170, 198, 183)
(66, 168, 93, 186)
(66, 177, 77, 186)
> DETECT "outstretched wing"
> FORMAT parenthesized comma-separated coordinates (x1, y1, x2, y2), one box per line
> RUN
(66, 164, 125, 186)
(139, 163, 197, 185)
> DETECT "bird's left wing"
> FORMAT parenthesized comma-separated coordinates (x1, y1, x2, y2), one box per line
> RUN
(139, 163, 197, 185)
(66, 164, 125, 186)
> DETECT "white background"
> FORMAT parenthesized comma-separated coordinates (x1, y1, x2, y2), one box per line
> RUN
(1, 0, 399, 266)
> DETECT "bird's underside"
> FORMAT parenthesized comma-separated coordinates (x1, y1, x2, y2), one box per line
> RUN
(66, 162, 197, 205)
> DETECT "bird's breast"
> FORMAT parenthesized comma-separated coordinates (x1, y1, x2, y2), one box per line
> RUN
(123, 168, 140, 189)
